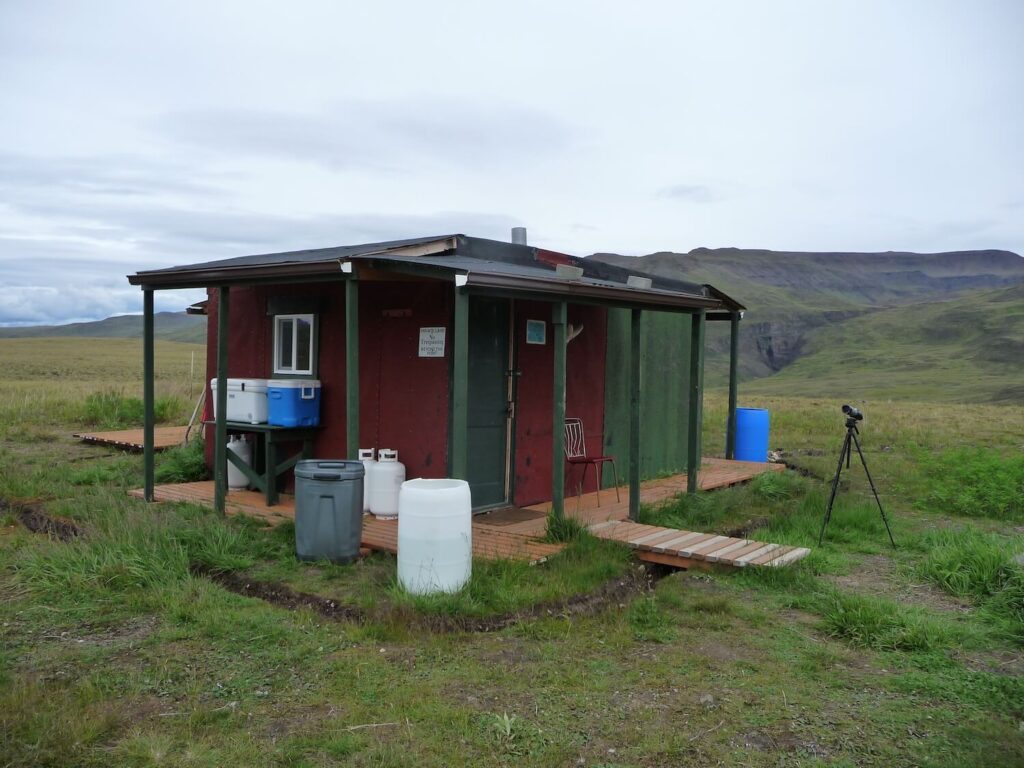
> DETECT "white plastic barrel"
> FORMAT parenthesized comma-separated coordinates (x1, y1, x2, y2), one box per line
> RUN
(358, 448, 376, 513)
(226, 436, 252, 489)
(367, 449, 405, 519)
(397, 478, 472, 594)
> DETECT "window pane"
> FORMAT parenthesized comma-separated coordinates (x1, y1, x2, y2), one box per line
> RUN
(296, 317, 312, 372)
(278, 318, 294, 370)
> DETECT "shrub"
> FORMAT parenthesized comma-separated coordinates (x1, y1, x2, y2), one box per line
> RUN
(917, 528, 1018, 601)
(155, 438, 208, 484)
(821, 590, 953, 652)
(79, 389, 185, 429)
(918, 448, 1024, 520)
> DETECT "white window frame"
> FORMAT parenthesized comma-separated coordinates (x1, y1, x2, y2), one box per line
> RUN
(273, 313, 315, 375)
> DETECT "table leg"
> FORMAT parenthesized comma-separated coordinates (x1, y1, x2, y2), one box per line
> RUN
(266, 438, 278, 506)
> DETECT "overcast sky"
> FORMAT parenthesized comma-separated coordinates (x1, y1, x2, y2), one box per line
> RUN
(1, 1, 1021, 325)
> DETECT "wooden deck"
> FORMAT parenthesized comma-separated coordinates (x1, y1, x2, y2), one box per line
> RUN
(130, 481, 564, 565)
(131, 458, 809, 570)
(74, 426, 189, 452)
(481, 457, 786, 537)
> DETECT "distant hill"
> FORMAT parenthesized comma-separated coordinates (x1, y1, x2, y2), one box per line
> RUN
(0, 311, 207, 344)
(589, 248, 1024, 399)
(744, 283, 1024, 403)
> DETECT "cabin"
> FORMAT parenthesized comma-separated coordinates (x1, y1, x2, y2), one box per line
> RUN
(128, 232, 745, 519)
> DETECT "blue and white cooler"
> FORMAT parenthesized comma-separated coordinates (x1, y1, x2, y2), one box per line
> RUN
(267, 379, 322, 427)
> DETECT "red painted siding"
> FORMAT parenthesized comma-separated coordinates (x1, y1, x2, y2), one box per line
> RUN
(204, 280, 451, 484)
(511, 302, 607, 507)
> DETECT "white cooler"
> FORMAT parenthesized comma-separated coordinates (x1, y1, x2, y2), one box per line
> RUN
(210, 378, 269, 424)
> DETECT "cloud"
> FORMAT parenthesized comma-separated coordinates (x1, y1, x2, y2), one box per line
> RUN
(157, 100, 574, 172)
(659, 184, 716, 203)
(0, 283, 202, 326)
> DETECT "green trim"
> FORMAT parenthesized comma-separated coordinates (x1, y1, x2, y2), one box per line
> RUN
(345, 280, 359, 460)
(551, 301, 568, 520)
(143, 290, 155, 502)
(726, 312, 740, 459)
(687, 310, 706, 494)
(214, 286, 230, 515)
(450, 287, 469, 479)
(629, 308, 642, 520)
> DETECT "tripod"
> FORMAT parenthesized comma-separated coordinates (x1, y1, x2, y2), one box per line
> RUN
(818, 415, 896, 547)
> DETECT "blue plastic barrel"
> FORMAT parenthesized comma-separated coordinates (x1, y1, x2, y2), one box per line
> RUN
(734, 408, 770, 462)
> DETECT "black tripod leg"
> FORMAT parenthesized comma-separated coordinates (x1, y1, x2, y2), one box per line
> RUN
(850, 432, 896, 548)
(819, 432, 850, 546)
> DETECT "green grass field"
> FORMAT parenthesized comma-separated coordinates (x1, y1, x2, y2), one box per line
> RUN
(1, 338, 1023, 767)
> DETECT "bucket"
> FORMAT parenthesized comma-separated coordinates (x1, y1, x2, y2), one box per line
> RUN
(397, 478, 472, 594)
(735, 408, 770, 462)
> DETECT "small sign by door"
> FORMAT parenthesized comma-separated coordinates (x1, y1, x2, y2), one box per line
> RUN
(418, 326, 446, 357)
(526, 319, 546, 345)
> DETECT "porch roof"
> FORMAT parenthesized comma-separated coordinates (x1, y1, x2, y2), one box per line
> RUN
(127, 234, 744, 314)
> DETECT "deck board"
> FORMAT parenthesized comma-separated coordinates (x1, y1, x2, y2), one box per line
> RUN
(75, 426, 189, 452)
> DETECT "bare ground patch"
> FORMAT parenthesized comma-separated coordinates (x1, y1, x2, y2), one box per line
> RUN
(826, 553, 972, 614)
(192, 562, 657, 634)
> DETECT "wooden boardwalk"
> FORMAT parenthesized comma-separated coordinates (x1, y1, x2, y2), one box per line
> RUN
(74, 426, 189, 452)
(132, 458, 809, 570)
(587, 520, 810, 570)
(483, 457, 786, 538)
(131, 481, 563, 565)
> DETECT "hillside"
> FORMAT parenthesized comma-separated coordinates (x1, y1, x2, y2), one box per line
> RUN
(744, 283, 1024, 403)
(589, 248, 1024, 390)
(0, 311, 207, 344)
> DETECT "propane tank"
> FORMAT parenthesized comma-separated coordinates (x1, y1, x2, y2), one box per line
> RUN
(358, 448, 376, 513)
(368, 449, 405, 519)
(226, 435, 252, 490)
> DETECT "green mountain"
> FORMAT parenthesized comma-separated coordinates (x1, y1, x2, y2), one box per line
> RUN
(745, 283, 1024, 403)
(589, 248, 1024, 402)
(0, 312, 207, 344)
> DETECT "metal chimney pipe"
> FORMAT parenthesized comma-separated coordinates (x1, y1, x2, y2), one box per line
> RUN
(511, 227, 527, 245)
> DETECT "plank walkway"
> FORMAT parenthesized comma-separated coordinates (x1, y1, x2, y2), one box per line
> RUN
(131, 458, 809, 571)
(74, 426, 189, 452)
(483, 457, 786, 538)
(131, 481, 563, 565)
(587, 520, 810, 569)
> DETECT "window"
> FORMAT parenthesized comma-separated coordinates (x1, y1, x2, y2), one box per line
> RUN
(274, 314, 314, 375)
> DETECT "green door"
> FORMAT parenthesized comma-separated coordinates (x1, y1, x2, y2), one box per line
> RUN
(467, 297, 511, 509)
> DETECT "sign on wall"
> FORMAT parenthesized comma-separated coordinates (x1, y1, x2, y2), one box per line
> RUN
(418, 326, 446, 357)
(526, 319, 547, 345)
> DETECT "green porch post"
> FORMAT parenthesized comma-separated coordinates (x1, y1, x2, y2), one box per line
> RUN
(726, 311, 740, 459)
(213, 286, 230, 515)
(687, 309, 706, 493)
(450, 287, 469, 480)
(629, 308, 642, 520)
(143, 289, 155, 502)
(345, 278, 359, 459)
(551, 301, 567, 520)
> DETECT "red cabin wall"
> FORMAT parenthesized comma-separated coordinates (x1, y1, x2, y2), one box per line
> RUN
(512, 302, 607, 507)
(204, 280, 451, 485)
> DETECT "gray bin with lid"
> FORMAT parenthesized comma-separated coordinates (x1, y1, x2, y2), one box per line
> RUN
(294, 459, 365, 564)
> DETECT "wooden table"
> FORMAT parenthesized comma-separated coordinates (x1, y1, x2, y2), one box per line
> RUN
(208, 421, 319, 506)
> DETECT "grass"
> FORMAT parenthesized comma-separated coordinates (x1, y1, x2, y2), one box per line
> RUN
(1, 339, 1024, 766)
(918, 447, 1024, 520)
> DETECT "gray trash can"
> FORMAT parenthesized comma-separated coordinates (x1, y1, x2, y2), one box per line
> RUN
(294, 460, 365, 564)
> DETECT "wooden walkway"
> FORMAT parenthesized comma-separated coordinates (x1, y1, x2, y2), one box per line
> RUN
(131, 458, 809, 570)
(587, 520, 810, 570)
(130, 481, 563, 565)
(483, 457, 786, 538)
(74, 426, 189, 452)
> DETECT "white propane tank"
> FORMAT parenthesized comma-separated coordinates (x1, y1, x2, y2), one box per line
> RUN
(397, 478, 472, 594)
(367, 449, 405, 519)
(226, 435, 252, 489)
(358, 448, 376, 513)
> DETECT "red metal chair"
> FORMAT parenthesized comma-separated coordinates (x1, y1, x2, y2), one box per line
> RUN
(564, 418, 620, 506)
